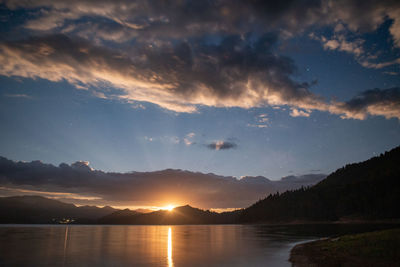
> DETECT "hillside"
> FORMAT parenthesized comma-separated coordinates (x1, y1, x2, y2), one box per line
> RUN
(0, 195, 241, 225)
(290, 228, 400, 266)
(98, 205, 241, 225)
(240, 146, 400, 223)
(0, 196, 117, 223)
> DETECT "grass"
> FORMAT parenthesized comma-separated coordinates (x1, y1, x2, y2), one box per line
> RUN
(290, 228, 400, 266)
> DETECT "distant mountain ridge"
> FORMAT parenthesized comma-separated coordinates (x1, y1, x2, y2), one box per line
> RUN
(98, 205, 241, 225)
(0, 195, 242, 225)
(0, 195, 117, 223)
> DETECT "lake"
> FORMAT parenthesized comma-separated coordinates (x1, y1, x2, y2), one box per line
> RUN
(0, 224, 397, 266)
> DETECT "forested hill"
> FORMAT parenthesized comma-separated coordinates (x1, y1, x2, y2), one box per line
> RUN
(239, 146, 400, 223)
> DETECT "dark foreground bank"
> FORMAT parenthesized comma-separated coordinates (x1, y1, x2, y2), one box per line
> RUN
(289, 228, 400, 267)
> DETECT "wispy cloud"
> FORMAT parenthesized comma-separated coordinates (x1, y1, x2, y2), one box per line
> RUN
(4, 94, 32, 99)
(144, 135, 180, 144)
(247, 114, 269, 128)
(310, 22, 400, 70)
(333, 87, 400, 120)
(359, 58, 400, 69)
(290, 108, 311, 118)
(184, 132, 195, 146)
(0, 186, 100, 201)
(383, 71, 399, 76)
(4, 0, 400, 46)
(247, 124, 268, 128)
(144, 136, 153, 142)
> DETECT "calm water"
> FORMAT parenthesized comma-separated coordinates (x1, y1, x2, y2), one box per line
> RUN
(0, 224, 397, 266)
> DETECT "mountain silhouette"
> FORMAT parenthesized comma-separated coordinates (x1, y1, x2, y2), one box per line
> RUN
(99, 205, 241, 224)
(239, 146, 400, 223)
(0, 195, 117, 223)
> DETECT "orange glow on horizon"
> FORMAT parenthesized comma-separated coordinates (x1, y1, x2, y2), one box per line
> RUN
(162, 205, 175, 211)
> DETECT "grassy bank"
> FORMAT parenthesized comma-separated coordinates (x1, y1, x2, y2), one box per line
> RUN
(290, 228, 400, 267)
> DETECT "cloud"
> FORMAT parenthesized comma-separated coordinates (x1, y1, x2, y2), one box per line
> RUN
(290, 108, 311, 117)
(359, 58, 400, 69)
(184, 132, 195, 146)
(247, 113, 269, 128)
(383, 71, 399, 76)
(0, 0, 326, 40)
(325, 1, 400, 48)
(334, 87, 400, 120)
(1, 34, 398, 119)
(0, 186, 100, 201)
(169, 136, 180, 145)
(144, 136, 153, 142)
(186, 132, 195, 138)
(70, 161, 93, 171)
(309, 30, 399, 70)
(258, 114, 269, 123)
(3, 0, 400, 47)
(3, 94, 32, 98)
(247, 124, 268, 128)
(315, 33, 365, 57)
(1, 1, 400, 120)
(207, 141, 237, 151)
(0, 156, 326, 208)
(307, 3, 400, 69)
(0, 34, 330, 114)
(311, 28, 400, 70)
(143, 135, 180, 145)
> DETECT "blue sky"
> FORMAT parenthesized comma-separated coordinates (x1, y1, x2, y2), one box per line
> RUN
(1, 0, 400, 181)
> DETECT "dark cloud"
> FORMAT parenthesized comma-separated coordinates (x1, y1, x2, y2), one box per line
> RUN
(1, 0, 323, 39)
(0, 1, 399, 119)
(0, 33, 327, 113)
(70, 161, 93, 171)
(3, 0, 400, 44)
(0, 156, 326, 208)
(1, 34, 399, 118)
(206, 141, 237, 150)
(335, 87, 400, 120)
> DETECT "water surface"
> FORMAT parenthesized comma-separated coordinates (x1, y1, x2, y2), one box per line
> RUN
(0, 224, 396, 266)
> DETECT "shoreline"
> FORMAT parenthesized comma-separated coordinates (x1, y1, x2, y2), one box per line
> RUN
(289, 240, 323, 267)
(289, 228, 400, 267)
(0, 220, 400, 226)
(1, 219, 400, 226)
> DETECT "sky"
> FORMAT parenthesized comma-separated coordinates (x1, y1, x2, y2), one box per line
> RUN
(0, 0, 399, 207)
